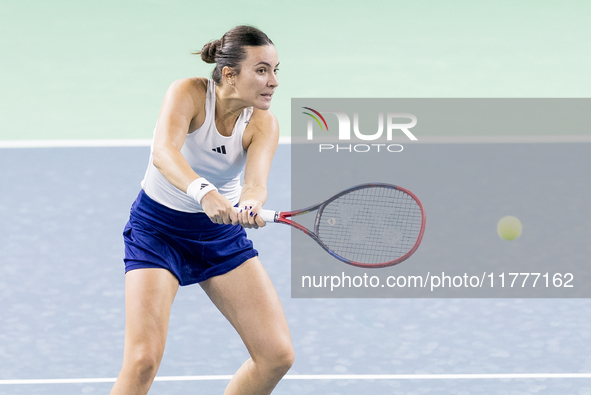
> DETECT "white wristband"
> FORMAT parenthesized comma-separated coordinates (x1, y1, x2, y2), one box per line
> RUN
(187, 178, 218, 205)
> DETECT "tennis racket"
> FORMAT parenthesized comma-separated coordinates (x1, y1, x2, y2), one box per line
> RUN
(248, 183, 426, 268)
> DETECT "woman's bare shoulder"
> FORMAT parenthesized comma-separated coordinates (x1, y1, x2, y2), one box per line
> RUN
(249, 108, 279, 131)
(243, 108, 279, 150)
(167, 77, 208, 100)
(162, 78, 210, 131)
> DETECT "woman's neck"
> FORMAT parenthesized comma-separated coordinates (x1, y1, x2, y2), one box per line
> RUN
(214, 85, 246, 136)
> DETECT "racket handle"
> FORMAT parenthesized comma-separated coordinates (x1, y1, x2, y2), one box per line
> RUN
(233, 207, 278, 223)
(258, 209, 278, 223)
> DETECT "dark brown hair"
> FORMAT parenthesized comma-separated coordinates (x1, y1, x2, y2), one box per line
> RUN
(196, 26, 274, 84)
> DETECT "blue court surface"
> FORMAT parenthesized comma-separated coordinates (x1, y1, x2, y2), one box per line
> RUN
(1, 143, 591, 395)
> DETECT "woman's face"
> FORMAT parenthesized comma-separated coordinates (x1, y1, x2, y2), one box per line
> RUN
(232, 45, 279, 110)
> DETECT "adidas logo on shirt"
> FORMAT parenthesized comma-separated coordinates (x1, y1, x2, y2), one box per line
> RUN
(212, 145, 226, 154)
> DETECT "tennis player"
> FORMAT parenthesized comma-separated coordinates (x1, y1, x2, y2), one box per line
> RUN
(109, 26, 293, 395)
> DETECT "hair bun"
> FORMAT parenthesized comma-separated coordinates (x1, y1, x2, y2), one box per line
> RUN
(200, 40, 221, 63)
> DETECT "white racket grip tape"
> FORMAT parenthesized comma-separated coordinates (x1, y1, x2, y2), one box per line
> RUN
(258, 209, 278, 223)
(233, 207, 278, 223)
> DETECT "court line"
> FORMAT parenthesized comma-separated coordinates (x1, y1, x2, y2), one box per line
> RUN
(0, 139, 153, 148)
(410, 135, 591, 144)
(290, 135, 591, 144)
(2, 373, 591, 385)
(1, 135, 591, 148)
(0, 137, 289, 148)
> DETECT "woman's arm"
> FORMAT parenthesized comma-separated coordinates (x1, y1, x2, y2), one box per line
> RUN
(152, 78, 238, 224)
(152, 78, 204, 191)
(237, 109, 280, 229)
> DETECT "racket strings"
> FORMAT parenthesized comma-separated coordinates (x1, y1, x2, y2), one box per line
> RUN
(317, 186, 423, 264)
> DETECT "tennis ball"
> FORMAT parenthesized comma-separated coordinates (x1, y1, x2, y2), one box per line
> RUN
(497, 216, 522, 240)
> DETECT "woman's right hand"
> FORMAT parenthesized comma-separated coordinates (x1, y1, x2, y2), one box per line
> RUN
(200, 191, 239, 225)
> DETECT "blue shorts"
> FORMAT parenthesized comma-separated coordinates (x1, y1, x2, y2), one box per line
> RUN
(123, 190, 258, 286)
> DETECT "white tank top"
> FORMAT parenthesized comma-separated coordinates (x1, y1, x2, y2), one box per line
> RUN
(141, 79, 253, 213)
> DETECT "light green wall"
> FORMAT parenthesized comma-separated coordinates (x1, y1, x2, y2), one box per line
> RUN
(1, 0, 590, 140)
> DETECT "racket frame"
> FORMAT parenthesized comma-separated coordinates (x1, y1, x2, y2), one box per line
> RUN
(269, 183, 426, 268)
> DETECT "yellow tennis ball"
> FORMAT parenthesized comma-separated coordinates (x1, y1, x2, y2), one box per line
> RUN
(497, 216, 522, 240)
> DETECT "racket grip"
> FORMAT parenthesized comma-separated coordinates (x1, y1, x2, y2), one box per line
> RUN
(233, 207, 278, 223)
(258, 209, 278, 223)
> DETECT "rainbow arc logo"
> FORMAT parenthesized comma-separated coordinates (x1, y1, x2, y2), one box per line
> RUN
(302, 107, 329, 132)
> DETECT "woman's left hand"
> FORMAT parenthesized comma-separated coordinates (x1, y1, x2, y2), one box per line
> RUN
(237, 200, 266, 229)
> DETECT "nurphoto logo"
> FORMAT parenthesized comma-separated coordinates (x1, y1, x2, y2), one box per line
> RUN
(301, 107, 418, 153)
